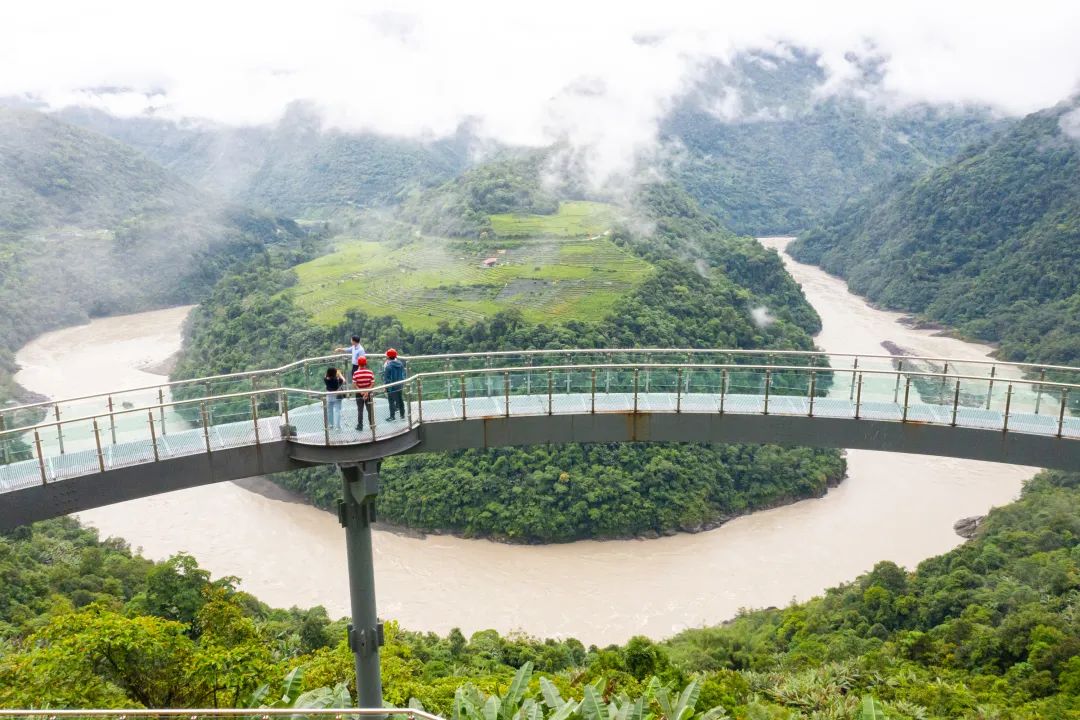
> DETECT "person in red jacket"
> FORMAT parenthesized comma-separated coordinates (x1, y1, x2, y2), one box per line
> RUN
(352, 356, 376, 431)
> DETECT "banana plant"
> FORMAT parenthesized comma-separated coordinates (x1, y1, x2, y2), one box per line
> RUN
(858, 696, 887, 720)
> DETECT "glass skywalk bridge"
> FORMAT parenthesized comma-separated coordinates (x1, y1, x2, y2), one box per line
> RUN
(1, 349, 1078, 494)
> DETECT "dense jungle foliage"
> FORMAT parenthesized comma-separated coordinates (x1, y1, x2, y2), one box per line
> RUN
(662, 49, 1003, 235)
(175, 182, 845, 542)
(790, 101, 1080, 367)
(3, 470, 1078, 718)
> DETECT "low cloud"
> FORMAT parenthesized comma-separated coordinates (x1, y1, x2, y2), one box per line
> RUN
(3, 0, 1080, 188)
(1060, 106, 1080, 141)
(750, 306, 775, 329)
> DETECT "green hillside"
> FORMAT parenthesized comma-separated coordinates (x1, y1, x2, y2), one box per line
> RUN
(176, 170, 843, 543)
(790, 100, 1080, 366)
(664, 49, 1004, 234)
(4, 472, 1079, 717)
(290, 202, 649, 328)
(56, 103, 471, 217)
(0, 107, 312, 407)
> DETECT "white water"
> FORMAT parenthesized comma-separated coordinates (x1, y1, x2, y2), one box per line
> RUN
(12, 239, 1033, 645)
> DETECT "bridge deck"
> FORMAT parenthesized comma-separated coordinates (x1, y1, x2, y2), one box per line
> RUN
(3, 390, 1077, 494)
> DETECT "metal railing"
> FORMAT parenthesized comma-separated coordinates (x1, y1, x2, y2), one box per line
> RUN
(4, 348, 1078, 437)
(1, 352, 1078, 492)
(0, 709, 444, 720)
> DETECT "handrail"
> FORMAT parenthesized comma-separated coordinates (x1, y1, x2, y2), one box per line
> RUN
(4, 347, 1078, 420)
(2, 361, 1078, 444)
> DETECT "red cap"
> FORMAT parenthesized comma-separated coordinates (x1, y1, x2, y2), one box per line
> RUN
(357, 356, 368, 366)
(386, 348, 398, 359)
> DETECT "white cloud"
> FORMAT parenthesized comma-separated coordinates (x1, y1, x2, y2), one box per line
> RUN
(3, 0, 1080, 186)
(1060, 106, 1080, 140)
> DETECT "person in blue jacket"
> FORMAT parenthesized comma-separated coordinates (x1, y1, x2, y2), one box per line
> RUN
(382, 348, 407, 421)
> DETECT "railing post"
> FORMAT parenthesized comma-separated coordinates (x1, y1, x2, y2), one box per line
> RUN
(547, 370, 554, 415)
(893, 360, 903, 404)
(985, 365, 996, 410)
(485, 356, 493, 397)
(1057, 389, 1069, 438)
(1002, 383, 1013, 433)
(53, 405, 65, 455)
(591, 368, 597, 414)
(200, 402, 211, 453)
(460, 374, 467, 420)
(406, 380, 414, 428)
(148, 410, 160, 462)
(763, 369, 771, 415)
(92, 419, 106, 473)
(323, 396, 331, 446)
(633, 368, 640, 413)
(158, 387, 167, 436)
(525, 354, 532, 396)
(282, 392, 290, 426)
(720, 368, 727, 414)
(951, 380, 961, 427)
(107, 395, 117, 445)
(416, 378, 424, 425)
(849, 357, 859, 400)
(1034, 369, 1046, 414)
(855, 373, 864, 419)
(808, 370, 816, 417)
(504, 371, 511, 417)
(251, 396, 261, 445)
(676, 367, 683, 413)
(902, 377, 911, 422)
(0, 414, 8, 465)
(940, 361, 949, 401)
(34, 429, 47, 485)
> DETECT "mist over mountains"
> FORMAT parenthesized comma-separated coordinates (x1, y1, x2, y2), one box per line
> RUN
(0, 105, 309, 397)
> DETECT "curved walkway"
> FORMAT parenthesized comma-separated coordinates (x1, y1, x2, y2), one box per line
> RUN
(1, 350, 1077, 529)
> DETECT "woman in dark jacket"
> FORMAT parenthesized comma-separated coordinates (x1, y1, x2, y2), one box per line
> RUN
(324, 367, 346, 430)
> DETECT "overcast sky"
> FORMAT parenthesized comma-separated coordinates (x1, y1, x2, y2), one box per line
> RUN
(4, 0, 1080, 180)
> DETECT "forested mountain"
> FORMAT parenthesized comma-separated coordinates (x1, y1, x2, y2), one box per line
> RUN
(31, 48, 1004, 236)
(56, 103, 474, 218)
(663, 49, 1005, 234)
(174, 166, 845, 542)
(0, 106, 310, 405)
(4, 471, 1078, 717)
(790, 99, 1080, 366)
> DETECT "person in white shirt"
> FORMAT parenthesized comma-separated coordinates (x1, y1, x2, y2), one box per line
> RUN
(335, 335, 366, 374)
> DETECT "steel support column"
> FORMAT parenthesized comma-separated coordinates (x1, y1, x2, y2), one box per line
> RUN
(337, 463, 384, 709)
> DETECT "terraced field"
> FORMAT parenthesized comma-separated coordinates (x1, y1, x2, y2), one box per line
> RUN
(290, 203, 652, 329)
(490, 201, 617, 237)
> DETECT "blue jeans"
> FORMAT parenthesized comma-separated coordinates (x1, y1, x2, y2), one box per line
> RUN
(328, 395, 343, 429)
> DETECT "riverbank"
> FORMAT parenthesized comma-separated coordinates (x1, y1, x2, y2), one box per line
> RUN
(10, 242, 1035, 645)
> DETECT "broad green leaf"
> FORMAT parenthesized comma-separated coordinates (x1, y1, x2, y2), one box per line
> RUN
(858, 696, 887, 720)
(581, 685, 607, 720)
(540, 677, 565, 709)
(501, 661, 533, 719)
(674, 677, 701, 720)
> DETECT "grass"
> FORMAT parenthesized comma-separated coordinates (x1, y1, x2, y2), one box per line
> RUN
(489, 201, 617, 238)
(290, 203, 652, 330)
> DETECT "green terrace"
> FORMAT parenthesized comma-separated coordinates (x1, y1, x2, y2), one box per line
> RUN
(289, 202, 652, 329)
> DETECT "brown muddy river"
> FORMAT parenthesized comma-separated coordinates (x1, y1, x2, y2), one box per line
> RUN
(13, 239, 1033, 644)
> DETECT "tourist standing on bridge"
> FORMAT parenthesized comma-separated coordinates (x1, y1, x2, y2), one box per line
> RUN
(323, 367, 346, 430)
(336, 335, 366, 374)
(352, 356, 376, 431)
(383, 348, 406, 421)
